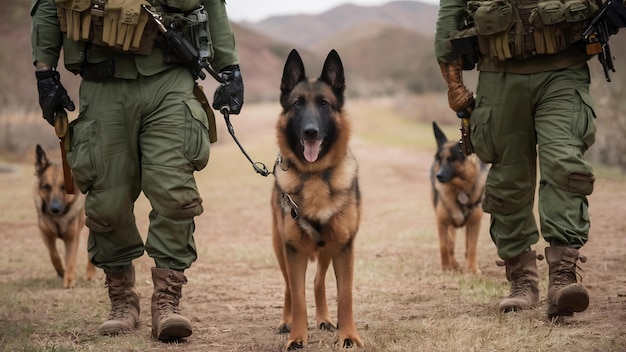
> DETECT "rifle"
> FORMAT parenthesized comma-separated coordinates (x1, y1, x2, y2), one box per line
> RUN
(142, 5, 225, 83)
(583, 0, 626, 81)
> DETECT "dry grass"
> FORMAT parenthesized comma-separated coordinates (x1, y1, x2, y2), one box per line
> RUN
(1, 99, 625, 352)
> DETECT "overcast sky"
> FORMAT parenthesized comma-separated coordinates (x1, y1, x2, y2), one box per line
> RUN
(224, 0, 439, 22)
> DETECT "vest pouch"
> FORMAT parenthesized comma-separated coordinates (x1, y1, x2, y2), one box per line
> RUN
(55, 0, 70, 33)
(56, 0, 91, 41)
(529, 1, 567, 54)
(92, 0, 156, 55)
(469, 0, 515, 60)
(471, 0, 515, 35)
(565, 0, 598, 22)
(165, 0, 201, 12)
(536, 1, 566, 25)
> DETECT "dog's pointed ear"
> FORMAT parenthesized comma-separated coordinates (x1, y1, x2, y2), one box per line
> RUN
(319, 49, 345, 99)
(432, 122, 448, 149)
(35, 144, 50, 175)
(281, 49, 307, 97)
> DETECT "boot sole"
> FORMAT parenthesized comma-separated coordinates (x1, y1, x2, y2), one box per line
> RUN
(99, 325, 134, 336)
(155, 324, 193, 342)
(547, 285, 589, 318)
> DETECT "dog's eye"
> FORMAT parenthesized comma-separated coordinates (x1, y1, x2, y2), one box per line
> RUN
(41, 184, 52, 192)
(293, 96, 306, 106)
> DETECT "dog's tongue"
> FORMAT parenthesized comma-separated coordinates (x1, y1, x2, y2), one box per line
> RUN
(303, 140, 322, 162)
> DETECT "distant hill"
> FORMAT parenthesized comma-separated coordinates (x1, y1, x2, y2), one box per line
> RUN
(241, 1, 439, 49)
(233, 1, 444, 98)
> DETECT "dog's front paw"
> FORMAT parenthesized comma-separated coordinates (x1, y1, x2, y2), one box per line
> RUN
(62, 276, 75, 289)
(283, 339, 303, 351)
(318, 321, 336, 331)
(340, 334, 363, 348)
(277, 323, 290, 334)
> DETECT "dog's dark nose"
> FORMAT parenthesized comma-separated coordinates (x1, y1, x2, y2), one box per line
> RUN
(303, 122, 319, 139)
(49, 199, 64, 214)
(436, 169, 453, 183)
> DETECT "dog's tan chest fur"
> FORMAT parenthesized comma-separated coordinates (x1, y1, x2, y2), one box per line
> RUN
(275, 153, 357, 224)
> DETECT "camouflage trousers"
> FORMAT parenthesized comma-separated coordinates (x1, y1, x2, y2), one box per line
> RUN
(470, 63, 596, 260)
(67, 67, 210, 271)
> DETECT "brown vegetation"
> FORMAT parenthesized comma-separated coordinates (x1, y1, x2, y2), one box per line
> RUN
(0, 100, 625, 351)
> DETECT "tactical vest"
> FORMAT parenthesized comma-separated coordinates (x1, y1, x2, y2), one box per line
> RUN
(466, 0, 599, 60)
(55, 0, 208, 56)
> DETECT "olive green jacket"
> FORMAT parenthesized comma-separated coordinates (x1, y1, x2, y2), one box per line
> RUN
(31, 0, 239, 78)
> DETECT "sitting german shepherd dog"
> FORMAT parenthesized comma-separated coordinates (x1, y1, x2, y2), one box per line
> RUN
(431, 122, 488, 274)
(33, 144, 96, 288)
(271, 49, 363, 350)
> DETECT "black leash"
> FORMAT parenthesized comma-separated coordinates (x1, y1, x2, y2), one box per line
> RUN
(220, 107, 271, 177)
(201, 61, 270, 177)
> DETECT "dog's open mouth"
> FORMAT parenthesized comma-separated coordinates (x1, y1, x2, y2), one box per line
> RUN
(302, 139, 323, 162)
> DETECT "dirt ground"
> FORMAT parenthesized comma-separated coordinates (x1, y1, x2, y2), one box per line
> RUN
(0, 99, 625, 351)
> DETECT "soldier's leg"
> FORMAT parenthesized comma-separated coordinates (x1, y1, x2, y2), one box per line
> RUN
(472, 72, 541, 312)
(534, 64, 594, 318)
(69, 79, 145, 271)
(472, 72, 540, 260)
(69, 78, 144, 335)
(139, 68, 210, 341)
(535, 63, 595, 248)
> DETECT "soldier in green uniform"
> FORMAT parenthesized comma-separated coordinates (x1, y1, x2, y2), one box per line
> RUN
(31, 0, 243, 341)
(435, 0, 599, 319)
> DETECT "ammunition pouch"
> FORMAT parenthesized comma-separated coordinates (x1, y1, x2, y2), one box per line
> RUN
(55, 0, 182, 56)
(461, 0, 599, 60)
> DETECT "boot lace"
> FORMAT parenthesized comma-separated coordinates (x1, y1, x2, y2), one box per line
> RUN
(508, 268, 535, 298)
(552, 254, 587, 287)
(157, 281, 183, 315)
(106, 282, 133, 319)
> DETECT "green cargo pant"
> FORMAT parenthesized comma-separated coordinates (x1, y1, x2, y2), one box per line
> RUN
(470, 63, 596, 260)
(67, 67, 210, 272)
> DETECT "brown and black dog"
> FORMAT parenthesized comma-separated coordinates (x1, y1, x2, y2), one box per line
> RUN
(431, 122, 488, 274)
(33, 144, 95, 288)
(271, 49, 363, 350)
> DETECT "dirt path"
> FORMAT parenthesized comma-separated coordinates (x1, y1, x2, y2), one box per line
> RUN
(0, 100, 625, 351)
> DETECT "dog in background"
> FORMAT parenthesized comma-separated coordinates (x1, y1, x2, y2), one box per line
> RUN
(430, 122, 488, 274)
(33, 144, 95, 288)
(271, 49, 363, 350)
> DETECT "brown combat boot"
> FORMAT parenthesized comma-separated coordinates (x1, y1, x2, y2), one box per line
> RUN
(98, 266, 140, 335)
(151, 267, 193, 341)
(498, 250, 541, 312)
(545, 246, 589, 319)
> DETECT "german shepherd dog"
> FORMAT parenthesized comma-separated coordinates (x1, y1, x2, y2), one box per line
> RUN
(271, 49, 363, 350)
(33, 144, 95, 288)
(431, 122, 488, 274)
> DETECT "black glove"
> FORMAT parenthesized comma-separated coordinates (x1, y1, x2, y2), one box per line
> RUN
(212, 65, 244, 114)
(36, 69, 75, 126)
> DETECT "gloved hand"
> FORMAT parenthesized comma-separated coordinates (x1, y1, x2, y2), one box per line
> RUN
(212, 65, 244, 114)
(438, 58, 474, 114)
(36, 69, 75, 126)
